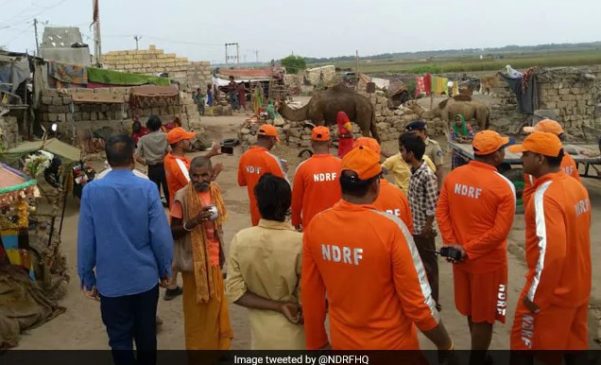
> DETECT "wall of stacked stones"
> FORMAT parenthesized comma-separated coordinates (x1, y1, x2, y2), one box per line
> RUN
(0, 115, 19, 149)
(103, 45, 212, 90)
(37, 87, 199, 137)
(486, 66, 601, 139)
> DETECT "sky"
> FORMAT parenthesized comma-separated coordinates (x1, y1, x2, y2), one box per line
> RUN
(0, 0, 599, 64)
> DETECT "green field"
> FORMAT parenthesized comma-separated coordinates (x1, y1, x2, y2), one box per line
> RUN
(309, 50, 601, 75)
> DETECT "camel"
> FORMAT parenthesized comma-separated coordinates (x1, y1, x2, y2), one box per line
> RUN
(403, 98, 490, 131)
(277, 84, 380, 142)
(438, 98, 490, 130)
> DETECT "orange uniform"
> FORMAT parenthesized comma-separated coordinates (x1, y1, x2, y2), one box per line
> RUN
(302, 200, 439, 349)
(164, 153, 191, 209)
(510, 172, 591, 350)
(373, 178, 413, 234)
(238, 146, 287, 225)
(436, 160, 516, 324)
(523, 153, 581, 207)
(291, 154, 342, 228)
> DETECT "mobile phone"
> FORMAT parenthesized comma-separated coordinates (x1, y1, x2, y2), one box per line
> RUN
(220, 145, 234, 155)
(440, 246, 463, 261)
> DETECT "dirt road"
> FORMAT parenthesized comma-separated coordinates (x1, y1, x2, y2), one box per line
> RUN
(16, 115, 601, 350)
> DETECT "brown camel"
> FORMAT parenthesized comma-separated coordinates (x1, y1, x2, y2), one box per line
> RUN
(277, 84, 380, 142)
(438, 98, 490, 130)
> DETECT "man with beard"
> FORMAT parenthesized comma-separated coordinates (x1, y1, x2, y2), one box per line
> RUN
(164, 127, 221, 300)
(170, 156, 233, 349)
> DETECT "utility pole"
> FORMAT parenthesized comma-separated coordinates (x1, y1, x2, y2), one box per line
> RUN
(92, 0, 102, 66)
(255, 50, 259, 63)
(133, 35, 142, 51)
(225, 42, 239, 65)
(33, 18, 40, 56)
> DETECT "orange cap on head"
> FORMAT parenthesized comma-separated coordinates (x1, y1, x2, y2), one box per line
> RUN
(257, 124, 280, 141)
(167, 127, 196, 145)
(353, 137, 381, 155)
(523, 119, 564, 136)
(508, 131, 562, 157)
(311, 126, 330, 142)
(341, 145, 382, 180)
(472, 130, 510, 155)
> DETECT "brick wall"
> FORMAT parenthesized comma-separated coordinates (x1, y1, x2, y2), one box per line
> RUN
(38, 87, 200, 137)
(103, 45, 212, 90)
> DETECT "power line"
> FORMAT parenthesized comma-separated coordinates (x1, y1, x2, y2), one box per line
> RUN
(0, 0, 70, 29)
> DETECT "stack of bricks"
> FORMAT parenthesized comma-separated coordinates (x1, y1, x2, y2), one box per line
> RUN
(103, 45, 212, 90)
(37, 87, 189, 137)
(486, 66, 601, 139)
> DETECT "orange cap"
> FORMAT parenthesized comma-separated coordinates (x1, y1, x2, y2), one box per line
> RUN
(353, 137, 381, 155)
(341, 145, 382, 180)
(257, 124, 280, 141)
(167, 127, 196, 145)
(311, 126, 330, 141)
(523, 119, 564, 136)
(508, 131, 562, 157)
(472, 130, 510, 155)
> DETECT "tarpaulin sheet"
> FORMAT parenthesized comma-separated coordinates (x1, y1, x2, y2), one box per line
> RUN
(87, 67, 170, 86)
(47, 61, 87, 89)
(4, 138, 81, 164)
(0, 57, 30, 94)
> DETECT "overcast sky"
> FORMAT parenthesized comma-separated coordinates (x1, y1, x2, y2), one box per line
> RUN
(0, 0, 599, 64)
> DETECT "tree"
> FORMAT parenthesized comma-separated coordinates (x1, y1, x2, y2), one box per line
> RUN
(280, 55, 306, 74)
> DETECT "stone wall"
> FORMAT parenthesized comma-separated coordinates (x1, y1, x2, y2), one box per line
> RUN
(0, 115, 19, 150)
(485, 66, 601, 139)
(37, 87, 200, 137)
(103, 45, 212, 90)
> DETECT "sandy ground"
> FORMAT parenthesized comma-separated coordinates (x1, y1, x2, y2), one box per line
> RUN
(16, 114, 601, 350)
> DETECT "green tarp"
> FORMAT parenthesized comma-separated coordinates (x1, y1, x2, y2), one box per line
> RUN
(87, 67, 170, 86)
(2, 138, 81, 165)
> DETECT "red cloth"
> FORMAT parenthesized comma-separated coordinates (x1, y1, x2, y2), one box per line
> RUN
(336, 111, 354, 158)
(132, 127, 149, 145)
(423, 73, 432, 95)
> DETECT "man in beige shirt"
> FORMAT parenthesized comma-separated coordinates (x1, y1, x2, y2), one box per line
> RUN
(226, 173, 305, 349)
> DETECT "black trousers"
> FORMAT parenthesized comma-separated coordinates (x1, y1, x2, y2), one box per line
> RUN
(100, 285, 159, 365)
(147, 163, 169, 206)
(413, 233, 440, 307)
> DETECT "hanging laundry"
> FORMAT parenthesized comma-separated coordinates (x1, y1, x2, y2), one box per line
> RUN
(415, 76, 426, 97)
(423, 73, 432, 95)
(431, 76, 449, 95)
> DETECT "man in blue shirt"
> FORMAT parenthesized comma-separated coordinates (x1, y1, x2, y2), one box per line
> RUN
(78, 134, 173, 365)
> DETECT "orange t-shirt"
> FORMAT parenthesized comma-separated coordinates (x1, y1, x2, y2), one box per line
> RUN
(164, 153, 191, 209)
(237, 146, 287, 225)
(291, 153, 342, 228)
(522, 172, 591, 309)
(373, 179, 413, 234)
(302, 200, 439, 350)
(436, 160, 516, 273)
(170, 191, 220, 267)
(523, 154, 581, 207)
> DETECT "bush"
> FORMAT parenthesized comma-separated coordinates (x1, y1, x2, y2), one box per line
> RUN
(281, 55, 306, 74)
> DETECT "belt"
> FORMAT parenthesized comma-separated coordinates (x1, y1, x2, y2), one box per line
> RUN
(339, 134, 353, 139)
